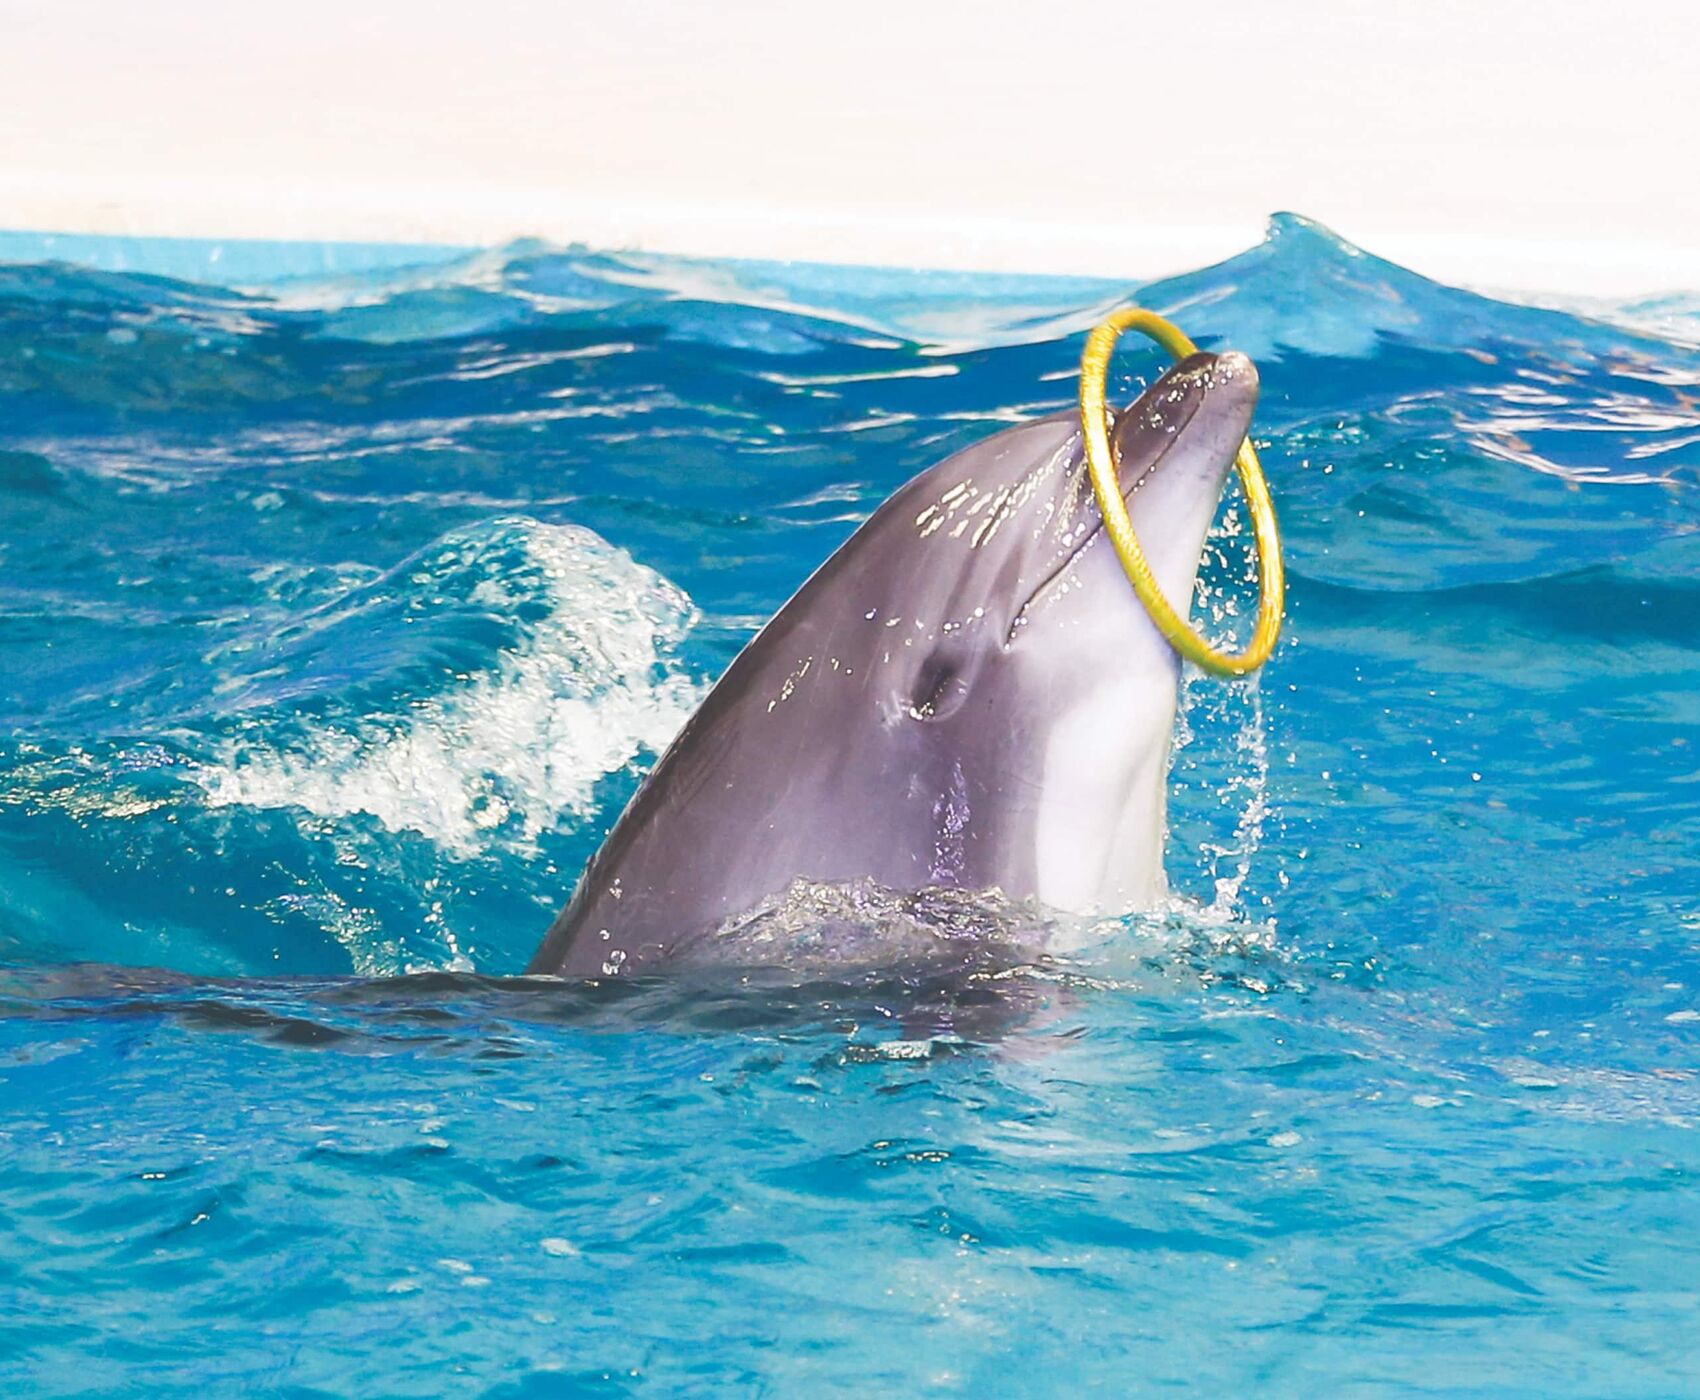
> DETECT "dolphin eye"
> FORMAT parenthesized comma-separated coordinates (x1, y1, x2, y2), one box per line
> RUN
(908, 647, 973, 722)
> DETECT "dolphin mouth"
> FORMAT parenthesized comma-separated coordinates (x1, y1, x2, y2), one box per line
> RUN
(1005, 381, 1210, 641)
(1010, 420, 1191, 625)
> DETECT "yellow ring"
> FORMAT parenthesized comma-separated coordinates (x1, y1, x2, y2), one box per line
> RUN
(1079, 307, 1285, 678)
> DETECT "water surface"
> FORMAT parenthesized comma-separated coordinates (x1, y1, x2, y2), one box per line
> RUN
(2, 215, 1698, 1394)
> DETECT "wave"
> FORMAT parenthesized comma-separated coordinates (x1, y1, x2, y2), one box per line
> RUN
(195, 517, 705, 856)
(5, 214, 1693, 360)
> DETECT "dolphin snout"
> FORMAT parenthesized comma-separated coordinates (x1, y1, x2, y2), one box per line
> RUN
(1212, 349, 1258, 399)
(1207, 351, 1259, 425)
(1108, 349, 1258, 497)
(1113, 347, 1261, 613)
(1178, 349, 1258, 484)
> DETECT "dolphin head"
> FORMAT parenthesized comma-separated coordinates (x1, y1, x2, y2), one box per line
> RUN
(532, 349, 1260, 975)
(843, 349, 1260, 915)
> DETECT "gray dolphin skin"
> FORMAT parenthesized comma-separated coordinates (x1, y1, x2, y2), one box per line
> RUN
(528, 350, 1260, 977)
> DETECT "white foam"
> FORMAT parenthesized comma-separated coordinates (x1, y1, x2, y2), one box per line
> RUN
(198, 520, 705, 855)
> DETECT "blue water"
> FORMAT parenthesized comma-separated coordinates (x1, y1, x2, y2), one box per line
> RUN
(2, 213, 1698, 1394)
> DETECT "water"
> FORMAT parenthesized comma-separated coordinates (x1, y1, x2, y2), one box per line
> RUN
(2, 213, 1697, 1394)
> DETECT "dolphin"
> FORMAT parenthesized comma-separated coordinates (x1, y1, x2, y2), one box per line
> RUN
(527, 350, 1260, 978)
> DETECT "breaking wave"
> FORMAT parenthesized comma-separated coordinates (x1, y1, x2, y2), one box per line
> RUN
(196, 518, 705, 855)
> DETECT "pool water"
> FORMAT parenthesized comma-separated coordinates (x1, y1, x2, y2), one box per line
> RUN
(2, 214, 1697, 1394)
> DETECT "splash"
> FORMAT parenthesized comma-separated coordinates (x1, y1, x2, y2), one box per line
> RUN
(1169, 499, 1281, 935)
(196, 519, 705, 855)
(689, 876, 1057, 975)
